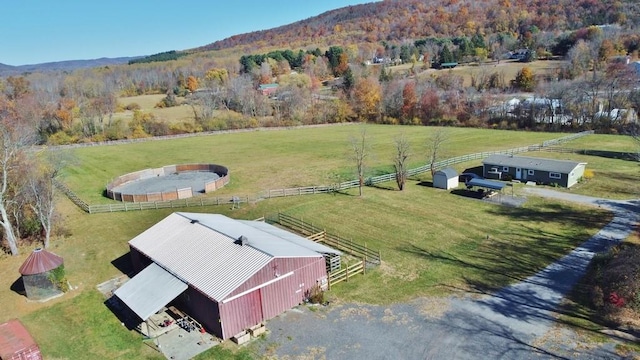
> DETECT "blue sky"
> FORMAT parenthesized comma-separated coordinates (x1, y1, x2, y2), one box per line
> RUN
(0, 1, 374, 66)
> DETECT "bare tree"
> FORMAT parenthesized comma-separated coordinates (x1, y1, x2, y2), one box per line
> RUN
(426, 128, 448, 178)
(27, 151, 69, 248)
(0, 113, 37, 255)
(349, 128, 370, 197)
(393, 134, 411, 190)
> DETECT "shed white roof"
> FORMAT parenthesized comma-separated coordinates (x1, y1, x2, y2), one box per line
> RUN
(434, 168, 458, 179)
(128, 213, 327, 301)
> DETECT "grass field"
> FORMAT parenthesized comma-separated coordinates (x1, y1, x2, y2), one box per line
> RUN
(113, 94, 195, 126)
(389, 59, 564, 88)
(2, 126, 637, 359)
(61, 125, 565, 204)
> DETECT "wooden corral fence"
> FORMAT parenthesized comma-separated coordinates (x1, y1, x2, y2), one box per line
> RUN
(266, 212, 381, 267)
(327, 260, 365, 289)
(59, 131, 593, 213)
(85, 195, 254, 214)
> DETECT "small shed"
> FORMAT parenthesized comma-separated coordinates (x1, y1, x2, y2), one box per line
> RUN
(0, 319, 42, 360)
(433, 168, 459, 190)
(18, 248, 65, 301)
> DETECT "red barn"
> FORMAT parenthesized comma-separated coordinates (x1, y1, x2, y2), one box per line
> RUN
(115, 212, 340, 340)
(0, 319, 42, 360)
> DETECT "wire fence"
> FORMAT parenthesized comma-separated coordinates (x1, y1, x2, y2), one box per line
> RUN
(60, 130, 594, 214)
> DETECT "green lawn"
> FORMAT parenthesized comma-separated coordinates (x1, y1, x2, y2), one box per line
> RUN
(61, 125, 564, 204)
(2, 127, 635, 359)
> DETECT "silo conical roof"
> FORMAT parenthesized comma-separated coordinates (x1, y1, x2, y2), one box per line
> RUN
(18, 248, 64, 275)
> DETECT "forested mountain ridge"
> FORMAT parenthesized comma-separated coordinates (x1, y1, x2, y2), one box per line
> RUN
(198, 0, 637, 52)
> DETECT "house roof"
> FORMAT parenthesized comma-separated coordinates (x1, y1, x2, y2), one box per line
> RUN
(19, 248, 64, 275)
(128, 213, 326, 301)
(114, 263, 188, 321)
(0, 319, 38, 358)
(434, 168, 458, 179)
(483, 154, 585, 174)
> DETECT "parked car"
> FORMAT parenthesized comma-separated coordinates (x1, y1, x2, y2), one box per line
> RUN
(459, 173, 482, 183)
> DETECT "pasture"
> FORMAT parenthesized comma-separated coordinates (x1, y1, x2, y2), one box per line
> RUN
(2, 126, 637, 359)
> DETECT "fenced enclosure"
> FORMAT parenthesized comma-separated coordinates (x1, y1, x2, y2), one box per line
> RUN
(264, 212, 380, 289)
(105, 164, 229, 202)
(59, 131, 594, 213)
(266, 212, 381, 267)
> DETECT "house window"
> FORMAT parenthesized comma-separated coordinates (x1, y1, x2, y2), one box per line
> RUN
(528, 169, 534, 175)
(502, 166, 509, 172)
(549, 172, 561, 179)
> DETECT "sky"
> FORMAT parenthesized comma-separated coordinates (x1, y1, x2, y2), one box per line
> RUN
(0, 0, 375, 66)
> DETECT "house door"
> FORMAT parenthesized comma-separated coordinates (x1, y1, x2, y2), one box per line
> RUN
(515, 168, 522, 180)
(522, 169, 528, 180)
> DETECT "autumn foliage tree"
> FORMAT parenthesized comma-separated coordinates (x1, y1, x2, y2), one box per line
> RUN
(514, 67, 535, 92)
(187, 76, 199, 92)
(401, 82, 417, 122)
(351, 77, 382, 122)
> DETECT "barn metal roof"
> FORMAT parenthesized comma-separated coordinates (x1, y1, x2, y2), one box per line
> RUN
(237, 220, 342, 256)
(467, 178, 507, 190)
(114, 262, 187, 321)
(128, 213, 329, 302)
(18, 248, 64, 275)
(178, 213, 329, 258)
(483, 155, 585, 174)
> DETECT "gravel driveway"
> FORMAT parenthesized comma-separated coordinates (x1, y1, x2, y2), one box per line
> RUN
(257, 189, 640, 359)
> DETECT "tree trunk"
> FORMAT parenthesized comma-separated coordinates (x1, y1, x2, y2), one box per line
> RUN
(0, 204, 18, 255)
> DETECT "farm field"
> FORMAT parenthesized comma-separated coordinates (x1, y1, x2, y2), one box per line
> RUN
(390, 59, 564, 88)
(61, 125, 566, 204)
(2, 126, 636, 359)
(112, 94, 195, 125)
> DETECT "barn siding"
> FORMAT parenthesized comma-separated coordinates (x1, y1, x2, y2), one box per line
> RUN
(175, 288, 223, 339)
(219, 290, 263, 339)
(211, 257, 327, 339)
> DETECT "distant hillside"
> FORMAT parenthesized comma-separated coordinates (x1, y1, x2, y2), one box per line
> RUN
(0, 56, 142, 76)
(198, 0, 636, 52)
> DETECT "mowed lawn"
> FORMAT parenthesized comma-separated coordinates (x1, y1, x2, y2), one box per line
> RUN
(1, 127, 632, 359)
(61, 125, 564, 204)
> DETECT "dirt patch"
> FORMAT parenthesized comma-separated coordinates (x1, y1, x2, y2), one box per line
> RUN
(414, 297, 452, 319)
(338, 305, 372, 321)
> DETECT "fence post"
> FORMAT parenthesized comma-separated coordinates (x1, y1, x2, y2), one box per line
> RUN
(346, 261, 349, 282)
(362, 258, 366, 275)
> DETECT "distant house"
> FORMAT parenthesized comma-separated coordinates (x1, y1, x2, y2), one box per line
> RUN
(258, 83, 279, 96)
(482, 154, 586, 188)
(433, 168, 458, 190)
(595, 103, 638, 124)
(114, 212, 341, 340)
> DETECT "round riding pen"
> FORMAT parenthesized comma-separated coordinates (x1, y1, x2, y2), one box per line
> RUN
(106, 164, 229, 202)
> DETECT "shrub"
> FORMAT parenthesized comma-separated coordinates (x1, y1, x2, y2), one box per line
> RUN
(583, 169, 594, 180)
(125, 102, 141, 111)
(305, 284, 325, 304)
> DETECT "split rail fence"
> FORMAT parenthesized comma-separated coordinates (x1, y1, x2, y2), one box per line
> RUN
(59, 130, 593, 214)
(265, 212, 381, 288)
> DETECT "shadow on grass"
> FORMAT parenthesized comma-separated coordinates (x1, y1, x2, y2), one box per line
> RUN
(578, 149, 637, 162)
(111, 252, 134, 276)
(10, 277, 25, 296)
(105, 295, 142, 330)
(416, 181, 433, 187)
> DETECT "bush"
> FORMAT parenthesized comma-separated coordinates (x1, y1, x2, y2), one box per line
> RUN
(305, 284, 325, 304)
(124, 102, 141, 111)
(583, 169, 595, 180)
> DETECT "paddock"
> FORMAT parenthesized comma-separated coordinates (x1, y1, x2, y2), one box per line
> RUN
(106, 164, 229, 202)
